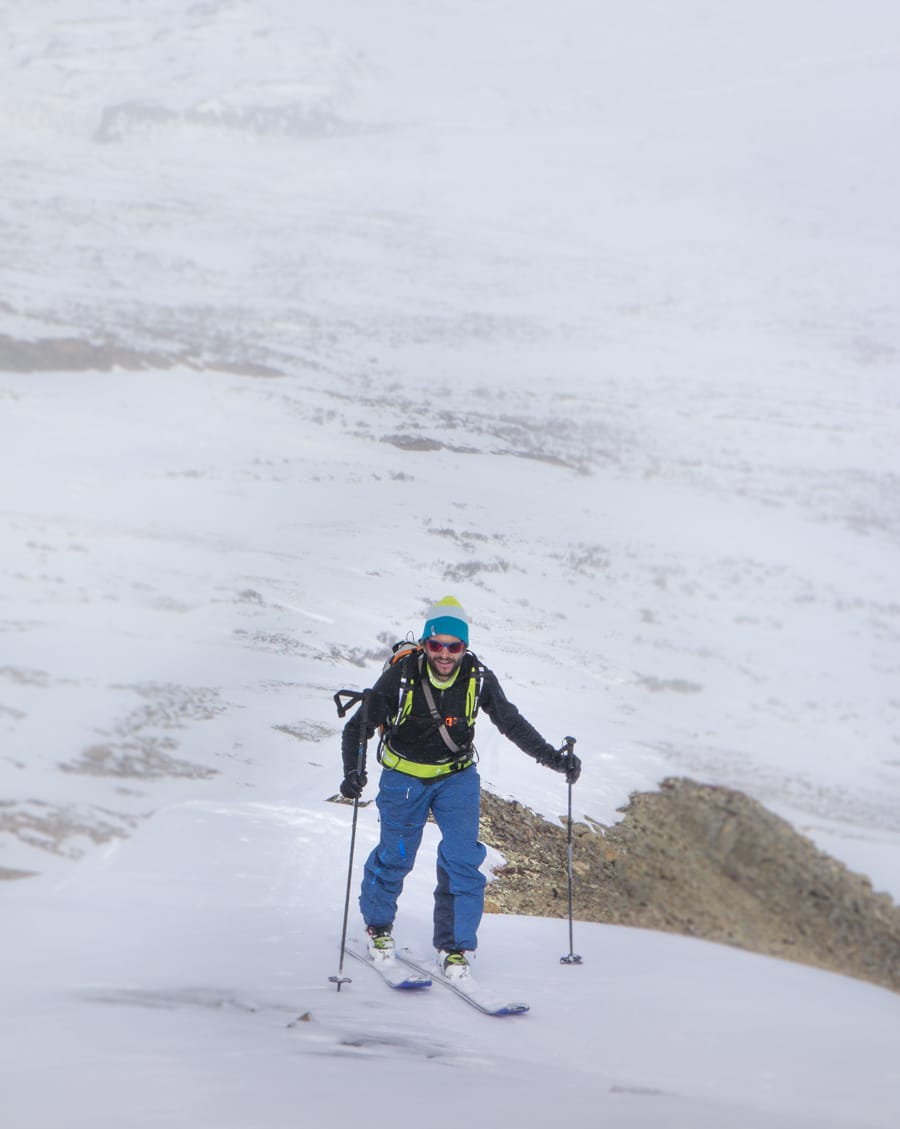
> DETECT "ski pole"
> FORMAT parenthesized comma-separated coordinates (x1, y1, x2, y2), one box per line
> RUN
(329, 687, 371, 991)
(559, 735, 583, 966)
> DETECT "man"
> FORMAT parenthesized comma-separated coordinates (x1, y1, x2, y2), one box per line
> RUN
(339, 595, 581, 981)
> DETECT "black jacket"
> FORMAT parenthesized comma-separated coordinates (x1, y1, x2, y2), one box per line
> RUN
(341, 651, 557, 775)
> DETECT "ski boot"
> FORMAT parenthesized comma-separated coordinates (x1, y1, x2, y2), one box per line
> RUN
(366, 925, 395, 962)
(438, 949, 470, 982)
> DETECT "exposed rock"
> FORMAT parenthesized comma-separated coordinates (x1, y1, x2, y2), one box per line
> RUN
(0, 866, 39, 881)
(0, 333, 280, 377)
(480, 777, 900, 994)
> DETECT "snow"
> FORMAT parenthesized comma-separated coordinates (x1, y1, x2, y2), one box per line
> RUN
(1, 2, 899, 1125)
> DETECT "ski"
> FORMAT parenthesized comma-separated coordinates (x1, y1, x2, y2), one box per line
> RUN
(344, 942, 432, 990)
(396, 950, 529, 1016)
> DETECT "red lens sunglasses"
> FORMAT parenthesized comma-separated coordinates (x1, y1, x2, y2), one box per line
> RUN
(425, 639, 466, 655)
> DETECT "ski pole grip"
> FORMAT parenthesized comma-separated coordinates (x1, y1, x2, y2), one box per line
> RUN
(559, 735, 576, 776)
(334, 689, 366, 718)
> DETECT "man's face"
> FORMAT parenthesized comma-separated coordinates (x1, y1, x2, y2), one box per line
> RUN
(424, 634, 466, 680)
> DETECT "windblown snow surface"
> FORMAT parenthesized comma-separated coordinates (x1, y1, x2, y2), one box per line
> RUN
(1, 2, 899, 1126)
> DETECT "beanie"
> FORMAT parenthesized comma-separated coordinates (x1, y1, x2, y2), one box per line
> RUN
(420, 595, 469, 645)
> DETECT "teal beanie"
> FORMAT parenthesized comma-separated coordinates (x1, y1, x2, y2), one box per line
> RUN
(420, 596, 469, 645)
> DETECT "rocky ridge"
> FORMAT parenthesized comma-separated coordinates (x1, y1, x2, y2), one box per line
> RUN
(480, 777, 900, 994)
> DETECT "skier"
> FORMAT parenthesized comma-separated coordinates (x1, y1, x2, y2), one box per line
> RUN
(339, 595, 581, 981)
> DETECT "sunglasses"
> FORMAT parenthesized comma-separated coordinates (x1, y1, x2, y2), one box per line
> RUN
(425, 639, 466, 655)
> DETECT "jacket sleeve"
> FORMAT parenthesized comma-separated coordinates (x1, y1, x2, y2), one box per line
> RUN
(340, 664, 400, 775)
(479, 667, 558, 763)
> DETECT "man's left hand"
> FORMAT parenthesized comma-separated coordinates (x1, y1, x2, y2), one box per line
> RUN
(542, 747, 581, 784)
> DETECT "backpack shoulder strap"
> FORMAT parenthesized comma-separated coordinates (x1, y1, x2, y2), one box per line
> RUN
(376, 646, 418, 763)
(381, 644, 420, 736)
(465, 651, 484, 724)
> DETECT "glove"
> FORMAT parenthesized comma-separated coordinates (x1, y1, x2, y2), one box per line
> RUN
(540, 747, 582, 785)
(339, 768, 368, 799)
(564, 754, 582, 785)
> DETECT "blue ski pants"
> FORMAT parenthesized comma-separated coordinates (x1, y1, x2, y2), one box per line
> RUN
(359, 765, 487, 951)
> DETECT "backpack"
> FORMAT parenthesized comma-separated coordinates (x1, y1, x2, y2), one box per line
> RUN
(378, 636, 484, 756)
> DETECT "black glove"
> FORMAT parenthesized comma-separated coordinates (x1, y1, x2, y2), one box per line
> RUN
(339, 769, 368, 799)
(564, 754, 582, 785)
(540, 747, 582, 784)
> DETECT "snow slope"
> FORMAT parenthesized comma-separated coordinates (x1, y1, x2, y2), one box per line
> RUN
(2, 2, 899, 1125)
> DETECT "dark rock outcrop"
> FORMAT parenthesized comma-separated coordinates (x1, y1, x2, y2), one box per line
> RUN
(480, 777, 900, 994)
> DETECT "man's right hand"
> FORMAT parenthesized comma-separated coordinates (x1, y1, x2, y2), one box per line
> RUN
(339, 769, 368, 799)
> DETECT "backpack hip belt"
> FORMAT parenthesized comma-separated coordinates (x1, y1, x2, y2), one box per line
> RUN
(380, 745, 475, 779)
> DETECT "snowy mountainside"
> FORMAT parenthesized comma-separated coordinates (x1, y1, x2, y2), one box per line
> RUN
(3, 358, 898, 891)
(2, 4, 900, 1125)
